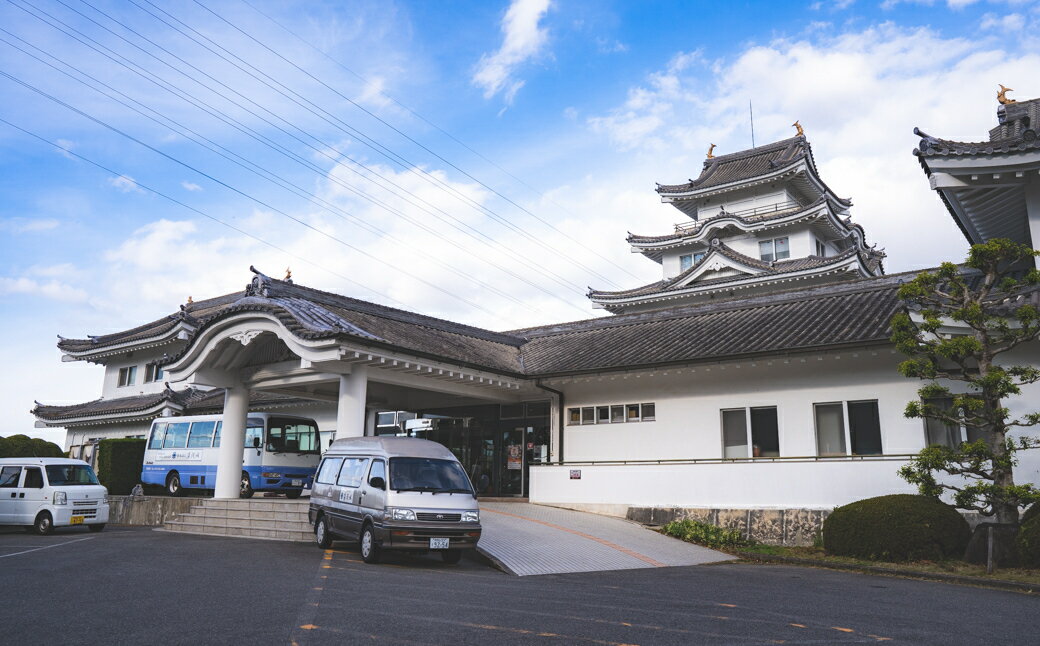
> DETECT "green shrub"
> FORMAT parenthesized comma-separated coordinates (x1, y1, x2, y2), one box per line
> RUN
(0, 434, 63, 458)
(1022, 502, 1040, 526)
(662, 518, 752, 549)
(96, 439, 146, 495)
(1019, 516, 1040, 568)
(823, 494, 969, 562)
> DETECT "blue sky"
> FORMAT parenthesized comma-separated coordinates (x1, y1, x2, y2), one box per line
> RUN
(2, 0, 1039, 442)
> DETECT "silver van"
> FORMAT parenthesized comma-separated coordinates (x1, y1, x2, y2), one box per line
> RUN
(308, 437, 481, 564)
(0, 458, 109, 534)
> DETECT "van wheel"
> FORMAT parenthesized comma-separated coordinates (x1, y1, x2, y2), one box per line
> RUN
(360, 524, 381, 564)
(166, 472, 183, 497)
(239, 472, 254, 499)
(315, 516, 333, 549)
(441, 549, 462, 565)
(33, 511, 54, 536)
(88, 524, 106, 533)
(285, 490, 302, 499)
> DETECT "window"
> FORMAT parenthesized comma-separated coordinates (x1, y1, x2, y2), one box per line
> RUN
(316, 457, 343, 485)
(610, 405, 625, 423)
(814, 400, 883, 456)
(337, 457, 370, 488)
(369, 459, 386, 485)
(0, 466, 22, 488)
(267, 417, 319, 453)
(212, 421, 222, 448)
(144, 363, 164, 383)
(500, 404, 525, 419)
(148, 422, 167, 450)
(23, 467, 43, 489)
(597, 406, 610, 423)
(525, 401, 550, 417)
(680, 254, 693, 272)
(244, 424, 264, 449)
(758, 237, 790, 262)
(815, 238, 827, 257)
(187, 421, 216, 448)
(118, 366, 137, 387)
(581, 407, 595, 425)
(722, 407, 779, 458)
(567, 403, 657, 424)
(163, 422, 190, 449)
(568, 408, 581, 425)
(923, 396, 987, 448)
(376, 412, 396, 427)
(626, 404, 641, 421)
(641, 403, 656, 421)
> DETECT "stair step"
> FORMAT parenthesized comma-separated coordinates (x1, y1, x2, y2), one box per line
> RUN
(164, 519, 313, 542)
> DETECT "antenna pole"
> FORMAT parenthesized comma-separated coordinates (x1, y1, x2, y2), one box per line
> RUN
(749, 100, 756, 148)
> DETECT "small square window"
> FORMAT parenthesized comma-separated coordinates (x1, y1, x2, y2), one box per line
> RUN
(693, 252, 706, 264)
(118, 366, 137, 387)
(581, 407, 595, 425)
(626, 404, 641, 421)
(568, 408, 581, 425)
(679, 254, 693, 272)
(641, 403, 655, 421)
(597, 406, 610, 423)
(610, 405, 625, 423)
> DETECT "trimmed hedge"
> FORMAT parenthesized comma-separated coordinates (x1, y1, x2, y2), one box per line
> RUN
(0, 434, 64, 458)
(1019, 516, 1040, 568)
(96, 438, 146, 495)
(662, 519, 752, 549)
(823, 494, 970, 562)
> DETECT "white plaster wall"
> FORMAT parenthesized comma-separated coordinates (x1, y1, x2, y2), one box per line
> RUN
(101, 348, 171, 398)
(699, 188, 790, 219)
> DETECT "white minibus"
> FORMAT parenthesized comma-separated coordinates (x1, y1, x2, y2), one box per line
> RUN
(142, 413, 321, 498)
(0, 458, 109, 535)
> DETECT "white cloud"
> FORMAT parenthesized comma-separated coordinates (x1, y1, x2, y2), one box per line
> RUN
(981, 12, 1025, 30)
(0, 276, 88, 303)
(472, 0, 552, 104)
(181, 181, 203, 192)
(596, 38, 628, 54)
(0, 217, 59, 233)
(108, 174, 144, 194)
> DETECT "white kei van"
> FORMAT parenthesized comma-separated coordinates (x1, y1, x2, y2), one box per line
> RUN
(0, 458, 110, 535)
(308, 437, 481, 564)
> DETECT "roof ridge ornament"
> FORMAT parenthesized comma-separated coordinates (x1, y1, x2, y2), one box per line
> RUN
(792, 120, 804, 137)
(998, 84, 1017, 105)
(246, 265, 272, 298)
(284, 267, 293, 283)
(706, 143, 716, 159)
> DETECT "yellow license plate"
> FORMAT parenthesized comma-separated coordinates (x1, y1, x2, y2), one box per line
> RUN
(70, 516, 84, 525)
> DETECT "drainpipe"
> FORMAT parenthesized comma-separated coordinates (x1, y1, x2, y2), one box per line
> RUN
(535, 381, 564, 465)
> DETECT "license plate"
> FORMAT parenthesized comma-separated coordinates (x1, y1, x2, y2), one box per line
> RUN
(291, 479, 302, 487)
(429, 538, 450, 550)
(70, 516, 84, 525)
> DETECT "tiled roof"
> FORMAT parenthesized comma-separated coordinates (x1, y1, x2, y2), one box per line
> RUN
(656, 137, 807, 193)
(628, 198, 827, 245)
(914, 98, 1040, 159)
(518, 275, 909, 375)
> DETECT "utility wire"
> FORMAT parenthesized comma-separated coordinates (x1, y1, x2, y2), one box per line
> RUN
(7, 0, 591, 305)
(25, 0, 591, 300)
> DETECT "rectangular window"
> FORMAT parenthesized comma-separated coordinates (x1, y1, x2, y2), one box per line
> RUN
(0, 466, 22, 488)
(148, 422, 167, 450)
(568, 408, 581, 425)
(212, 421, 222, 448)
(814, 403, 846, 456)
(337, 457, 370, 488)
(162, 422, 190, 449)
(525, 401, 550, 417)
(376, 412, 396, 427)
(626, 404, 641, 421)
(144, 364, 164, 383)
(679, 254, 693, 272)
(597, 406, 610, 423)
(815, 238, 826, 257)
(758, 237, 790, 262)
(924, 397, 961, 449)
(815, 400, 883, 456)
(23, 467, 44, 489)
(118, 366, 137, 387)
(722, 407, 779, 458)
(641, 403, 656, 421)
(369, 459, 386, 486)
(581, 407, 595, 425)
(244, 425, 264, 449)
(693, 252, 706, 264)
(610, 405, 625, 423)
(848, 401, 882, 455)
(316, 457, 343, 484)
(187, 421, 216, 448)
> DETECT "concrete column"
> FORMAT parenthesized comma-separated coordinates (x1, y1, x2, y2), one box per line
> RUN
(214, 385, 249, 499)
(337, 366, 368, 439)
(365, 408, 378, 437)
(1026, 177, 1040, 269)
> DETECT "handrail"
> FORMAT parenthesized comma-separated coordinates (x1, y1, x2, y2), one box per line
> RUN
(674, 200, 803, 234)
(533, 454, 918, 467)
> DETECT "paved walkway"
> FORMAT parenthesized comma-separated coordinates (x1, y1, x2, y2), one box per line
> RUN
(477, 502, 733, 576)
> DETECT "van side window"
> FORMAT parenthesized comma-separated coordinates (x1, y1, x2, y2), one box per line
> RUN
(369, 460, 385, 485)
(0, 466, 22, 488)
(337, 458, 369, 488)
(148, 423, 167, 450)
(316, 458, 343, 485)
(23, 467, 44, 489)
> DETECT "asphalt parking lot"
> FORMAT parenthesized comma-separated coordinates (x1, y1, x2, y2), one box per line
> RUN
(2, 525, 1036, 645)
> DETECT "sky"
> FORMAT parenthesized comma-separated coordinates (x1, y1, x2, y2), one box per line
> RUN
(2, 0, 1039, 444)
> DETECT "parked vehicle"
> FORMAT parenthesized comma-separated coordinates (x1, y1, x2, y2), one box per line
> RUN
(0, 458, 109, 535)
(141, 413, 320, 498)
(309, 437, 481, 564)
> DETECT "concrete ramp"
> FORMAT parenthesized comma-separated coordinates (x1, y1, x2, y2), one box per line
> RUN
(477, 502, 734, 576)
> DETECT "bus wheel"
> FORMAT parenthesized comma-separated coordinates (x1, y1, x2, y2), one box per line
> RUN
(166, 472, 183, 497)
(315, 516, 333, 549)
(285, 490, 302, 499)
(33, 511, 54, 536)
(360, 524, 381, 564)
(239, 472, 254, 499)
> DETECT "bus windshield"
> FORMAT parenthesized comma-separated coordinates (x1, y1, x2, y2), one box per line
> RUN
(389, 458, 473, 494)
(46, 464, 100, 486)
(266, 417, 320, 454)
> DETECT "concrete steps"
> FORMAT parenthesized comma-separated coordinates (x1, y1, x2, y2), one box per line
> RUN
(162, 498, 314, 542)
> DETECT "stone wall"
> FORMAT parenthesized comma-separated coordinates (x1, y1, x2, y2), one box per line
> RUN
(107, 496, 198, 526)
(627, 507, 831, 546)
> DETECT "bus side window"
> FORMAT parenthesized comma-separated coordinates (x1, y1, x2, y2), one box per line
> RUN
(212, 422, 222, 448)
(163, 422, 190, 449)
(187, 421, 216, 448)
(148, 422, 167, 450)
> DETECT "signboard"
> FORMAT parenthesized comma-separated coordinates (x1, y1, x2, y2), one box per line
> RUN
(569, 469, 581, 480)
(506, 444, 522, 470)
(155, 450, 203, 462)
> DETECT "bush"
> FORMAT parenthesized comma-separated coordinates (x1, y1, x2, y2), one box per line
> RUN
(0, 434, 64, 458)
(1019, 516, 1040, 568)
(96, 439, 146, 495)
(1022, 502, 1040, 526)
(662, 519, 752, 549)
(823, 494, 969, 562)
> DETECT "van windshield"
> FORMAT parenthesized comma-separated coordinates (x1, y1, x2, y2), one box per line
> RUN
(388, 458, 473, 494)
(45, 465, 100, 486)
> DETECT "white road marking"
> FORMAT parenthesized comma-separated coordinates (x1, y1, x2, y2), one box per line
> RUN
(0, 536, 96, 559)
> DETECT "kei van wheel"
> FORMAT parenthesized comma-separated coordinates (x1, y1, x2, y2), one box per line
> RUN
(166, 472, 183, 497)
(239, 472, 254, 499)
(315, 516, 333, 549)
(88, 524, 106, 533)
(285, 490, 302, 499)
(360, 524, 381, 564)
(33, 511, 54, 536)
(441, 549, 462, 565)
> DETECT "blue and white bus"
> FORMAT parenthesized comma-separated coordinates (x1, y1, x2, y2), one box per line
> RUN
(142, 413, 321, 498)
